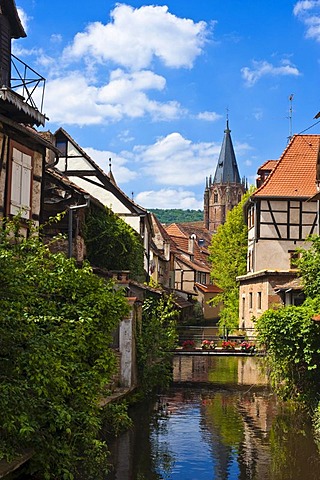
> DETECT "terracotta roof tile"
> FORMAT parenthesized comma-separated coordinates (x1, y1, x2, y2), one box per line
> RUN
(194, 283, 223, 293)
(257, 160, 278, 173)
(254, 135, 320, 198)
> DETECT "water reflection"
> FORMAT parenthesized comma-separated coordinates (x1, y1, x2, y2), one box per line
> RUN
(106, 357, 320, 480)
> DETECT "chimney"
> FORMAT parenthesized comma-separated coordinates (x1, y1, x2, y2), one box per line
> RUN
(188, 234, 196, 256)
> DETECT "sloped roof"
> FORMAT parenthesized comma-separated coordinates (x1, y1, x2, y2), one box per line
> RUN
(257, 160, 278, 174)
(254, 134, 320, 198)
(1, 0, 26, 38)
(213, 121, 241, 184)
(194, 283, 223, 293)
(166, 222, 212, 248)
(175, 254, 211, 273)
(54, 127, 148, 216)
(151, 213, 172, 243)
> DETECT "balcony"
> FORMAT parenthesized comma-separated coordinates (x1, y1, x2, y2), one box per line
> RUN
(0, 54, 47, 126)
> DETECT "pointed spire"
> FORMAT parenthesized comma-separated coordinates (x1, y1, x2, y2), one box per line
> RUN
(107, 157, 116, 185)
(213, 118, 241, 184)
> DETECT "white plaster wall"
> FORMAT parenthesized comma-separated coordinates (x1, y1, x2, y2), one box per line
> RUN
(119, 314, 135, 388)
(254, 239, 309, 271)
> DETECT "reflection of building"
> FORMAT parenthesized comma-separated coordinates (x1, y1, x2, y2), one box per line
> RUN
(173, 356, 268, 385)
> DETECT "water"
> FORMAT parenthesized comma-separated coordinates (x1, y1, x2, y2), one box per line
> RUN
(106, 356, 320, 480)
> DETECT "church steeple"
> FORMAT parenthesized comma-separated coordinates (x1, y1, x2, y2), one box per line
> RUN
(204, 118, 246, 233)
(213, 119, 241, 184)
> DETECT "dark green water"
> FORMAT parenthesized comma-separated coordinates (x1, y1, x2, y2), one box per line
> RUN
(106, 356, 320, 480)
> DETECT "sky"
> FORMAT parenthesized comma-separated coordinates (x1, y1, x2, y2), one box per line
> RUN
(14, 0, 320, 210)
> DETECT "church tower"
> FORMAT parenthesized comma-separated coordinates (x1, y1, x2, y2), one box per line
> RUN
(204, 120, 246, 233)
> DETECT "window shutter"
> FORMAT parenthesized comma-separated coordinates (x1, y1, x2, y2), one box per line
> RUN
(10, 148, 32, 218)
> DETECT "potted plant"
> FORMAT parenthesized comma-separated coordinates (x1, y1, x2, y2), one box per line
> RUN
(221, 340, 236, 350)
(240, 341, 255, 353)
(201, 339, 211, 350)
(182, 339, 196, 350)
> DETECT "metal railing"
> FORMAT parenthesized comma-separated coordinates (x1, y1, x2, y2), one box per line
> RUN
(177, 326, 256, 348)
(10, 54, 46, 114)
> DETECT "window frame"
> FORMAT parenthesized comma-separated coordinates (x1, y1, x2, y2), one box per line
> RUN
(7, 141, 34, 220)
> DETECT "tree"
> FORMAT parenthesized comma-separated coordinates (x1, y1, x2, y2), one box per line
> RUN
(136, 295, 178, 394)
(0, 217, 129, 478)
(296, 235, 320, 298)
(255, 235, 320, 404)
(84, 205, 145, 282)
(208, 192, 250, 332)
(256, 301, 320, 402)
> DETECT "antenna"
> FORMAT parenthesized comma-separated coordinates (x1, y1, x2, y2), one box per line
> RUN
(288, 94, 294, 143)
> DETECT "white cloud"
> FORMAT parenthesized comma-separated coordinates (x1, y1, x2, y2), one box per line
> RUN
(293, 1, 320, 16)
(83, 147, 137, 184)
(241, 60, 301, 87)
(63, 4, 208, 70)
(293, 1, 320, 41)
(135, 188, 203, 209)
(43, 70, 184, 125)
(117, 130, 135, 144)
(17, 7, 29, 32)
(133, 132, 220, 186)
(196, 111, 222, 121)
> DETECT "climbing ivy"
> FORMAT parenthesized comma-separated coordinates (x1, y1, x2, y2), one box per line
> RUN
(0, 217, 129, 479)
(84, 205, 145, 282)
(136, 295, 178, 394)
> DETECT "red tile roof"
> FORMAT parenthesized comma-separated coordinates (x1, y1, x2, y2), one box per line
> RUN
(257, 160, 278, 174)
(194, 283, 223, 293)
(254, 134, 320, 198)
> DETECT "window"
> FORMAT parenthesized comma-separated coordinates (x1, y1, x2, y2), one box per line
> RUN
(289, 250, 301, 268)
(9, 145, 33, 219)
(257, 292, 262, 310)
(242, 297, 245, 319)
(249, 292, 253, 309)
(248, 205, 254, 229)
(214, 193, 218, 203)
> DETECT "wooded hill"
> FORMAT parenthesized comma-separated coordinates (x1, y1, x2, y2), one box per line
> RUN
(149, 209, 203, 224)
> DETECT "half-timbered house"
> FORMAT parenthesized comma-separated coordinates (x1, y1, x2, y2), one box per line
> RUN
(238, 134, 320, 332)
(0, 0, 53, 236)
(50, 127, 153, 279)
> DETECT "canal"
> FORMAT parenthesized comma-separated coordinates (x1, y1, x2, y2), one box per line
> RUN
(106, 355, 320, 480)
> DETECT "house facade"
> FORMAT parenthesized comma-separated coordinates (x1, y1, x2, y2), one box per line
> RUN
(238, 134, 320, 332)
(51, 127, 153, 278)
(0, 0, 52, 236)
(165, 222, 222, 322)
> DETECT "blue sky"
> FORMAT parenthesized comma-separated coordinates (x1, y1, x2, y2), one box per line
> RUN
(14, 0, 320, 209)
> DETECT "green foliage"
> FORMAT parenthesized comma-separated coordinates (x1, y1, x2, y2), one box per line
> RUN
(149, 209, 203, 224)
(136, 295, 178, 394)
(297, 235, 320, 298)
(209, 192, 250, 332)
(84, 205, 145, 282)
(0, 217, 129, 478)
(102, 401, 133, 437)
(256, 300, 320, 402)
